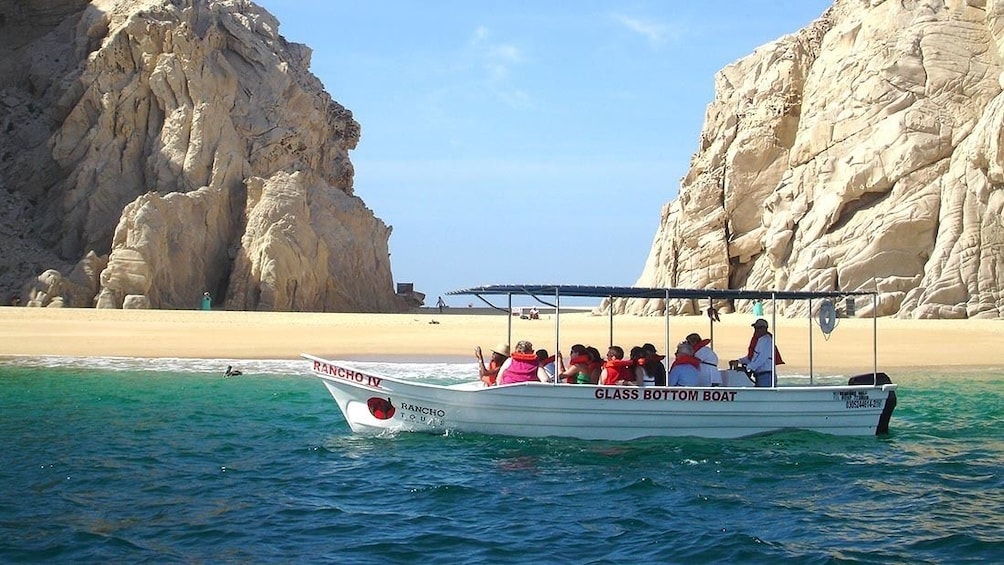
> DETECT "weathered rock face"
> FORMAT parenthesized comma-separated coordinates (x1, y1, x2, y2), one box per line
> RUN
(624, 0, 1004, 319)
(1, 0, 403, 311)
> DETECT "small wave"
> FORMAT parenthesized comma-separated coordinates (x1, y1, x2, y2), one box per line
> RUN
(0, 355, 478, 382)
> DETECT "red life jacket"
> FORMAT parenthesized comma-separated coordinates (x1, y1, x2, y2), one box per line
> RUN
(564, 354, 590, 384)
(671, 355, 701, 370)
(602, 359, 636, 385)
(747, 333, 784, 365)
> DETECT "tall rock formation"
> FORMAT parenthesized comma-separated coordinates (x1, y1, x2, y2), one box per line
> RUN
(625, 0, 1004, 319)
(0, 0, 404, 311)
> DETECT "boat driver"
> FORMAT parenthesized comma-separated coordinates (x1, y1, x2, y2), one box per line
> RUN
(731, 318, 784, 387)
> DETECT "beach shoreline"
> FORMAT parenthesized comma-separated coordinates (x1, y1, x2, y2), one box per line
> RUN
(2, 307, 1001, 372)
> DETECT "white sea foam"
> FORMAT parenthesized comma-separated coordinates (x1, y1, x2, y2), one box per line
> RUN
(0, 355, 479, 384)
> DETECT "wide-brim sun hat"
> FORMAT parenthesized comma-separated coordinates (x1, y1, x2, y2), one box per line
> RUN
(492, 343, 511, 356)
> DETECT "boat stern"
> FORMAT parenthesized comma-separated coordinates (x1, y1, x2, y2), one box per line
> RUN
(847, 372, 897, 435)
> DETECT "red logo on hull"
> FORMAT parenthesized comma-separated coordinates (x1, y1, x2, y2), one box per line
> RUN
(367, 397, 395, 420)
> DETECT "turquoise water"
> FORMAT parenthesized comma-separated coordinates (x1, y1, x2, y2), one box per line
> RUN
(1, 358, 1001, 564)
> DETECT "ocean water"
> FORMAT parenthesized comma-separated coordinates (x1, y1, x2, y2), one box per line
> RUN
(0, 357, 1001, 564)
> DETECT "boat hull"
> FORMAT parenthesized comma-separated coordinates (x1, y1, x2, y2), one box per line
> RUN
(305, 355, 897, 440)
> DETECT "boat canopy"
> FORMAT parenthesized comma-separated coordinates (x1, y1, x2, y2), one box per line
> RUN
(447, 284, 875, 301)
(448, 284, 879, 386)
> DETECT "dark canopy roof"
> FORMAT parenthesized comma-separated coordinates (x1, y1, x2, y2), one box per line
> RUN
(447, 284, 875, 301)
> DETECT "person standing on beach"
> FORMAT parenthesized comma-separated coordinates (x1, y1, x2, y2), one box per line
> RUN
(476, 343, 509, 386)
(436, 296, 446, 313)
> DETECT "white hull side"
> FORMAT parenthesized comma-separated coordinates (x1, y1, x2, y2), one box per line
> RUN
(306, 355, 895, 440)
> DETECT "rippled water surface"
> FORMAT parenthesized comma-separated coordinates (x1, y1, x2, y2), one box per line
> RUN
(1, 358, 1001, 563)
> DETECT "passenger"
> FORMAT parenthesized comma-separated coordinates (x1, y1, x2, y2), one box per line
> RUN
(536, 348, 556, 381)
(686, 333, 720, 387)
(641, 343, 668, 387)
(730, 318, 785, 387)
(497, 340, 548, 385)
(556, 344, 591, 384)
(585, 346, 604, 384)
(628, 346, 648, 386)
(475, 342, 509, 386)
(668, 341, 701, 386)
(600, 346, 640, 386)
(632, 346, 656, 386)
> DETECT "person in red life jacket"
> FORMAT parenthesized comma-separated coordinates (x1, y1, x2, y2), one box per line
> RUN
(641, 343, 667, 386)
(497, 340, 548, 385)
(668, 341, 702, 386)
(686, 333, 720, 387)
(476, 342, 509, 386)
(600, 345, 641, 386)
(556, 344, 592, 384)
(730, 318, 784, 387)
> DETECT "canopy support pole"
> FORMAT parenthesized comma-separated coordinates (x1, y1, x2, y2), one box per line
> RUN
(873, 292, 878, 384)
(808, 297, 814, 386)
(771, 292, 778, 388)
(507, 292, 513, 346)
(554, 288, 561, 386)
(664, 289, 671, 368)
(608, 296, 614, 347)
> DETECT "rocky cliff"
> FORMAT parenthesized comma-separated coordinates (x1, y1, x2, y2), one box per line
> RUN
(622, 0, 1004, 319)
(0, 0, 403, 311)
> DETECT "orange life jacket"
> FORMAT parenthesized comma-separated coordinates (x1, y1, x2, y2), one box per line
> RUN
(602, 359, 636, 385)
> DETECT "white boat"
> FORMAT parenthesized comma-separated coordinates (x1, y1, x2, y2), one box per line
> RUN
(304, 285, 898, 440)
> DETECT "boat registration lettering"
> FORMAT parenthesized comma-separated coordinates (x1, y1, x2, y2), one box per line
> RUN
(833, 390, 883, 409)
(594, 389, 737, 402)
(313, 360, 384, 389)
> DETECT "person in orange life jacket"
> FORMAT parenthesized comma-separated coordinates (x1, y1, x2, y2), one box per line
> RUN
(599, 345, 640, 386)
(641, 343, 667, 387)
(496, 340, 548, 385)
(556, 344, 591, 384)
(731, 318, 784, 387)
(686, 333, 720, 387)
(476, 342, 509, 386)
(668, 341, 702, 386)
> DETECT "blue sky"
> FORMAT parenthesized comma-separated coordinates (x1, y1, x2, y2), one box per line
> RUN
(255, 1, 831, 306)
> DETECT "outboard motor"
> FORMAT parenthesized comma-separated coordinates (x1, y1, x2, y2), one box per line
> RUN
(848, 372, 896, 435)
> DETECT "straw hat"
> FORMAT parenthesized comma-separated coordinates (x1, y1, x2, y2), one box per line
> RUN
(492, 343, 511, 356)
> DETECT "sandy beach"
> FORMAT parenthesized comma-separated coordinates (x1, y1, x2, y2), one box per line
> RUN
(1, 306, 1001, 372)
